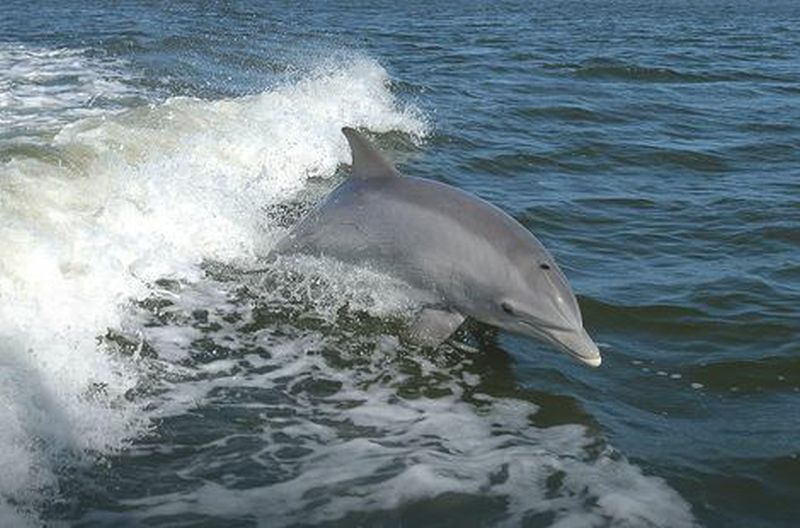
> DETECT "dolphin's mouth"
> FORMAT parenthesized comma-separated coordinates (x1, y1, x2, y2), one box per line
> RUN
(519, 321, 602, 367)
(548, 327, 602, 367)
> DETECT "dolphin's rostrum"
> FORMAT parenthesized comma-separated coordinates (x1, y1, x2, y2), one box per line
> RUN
(273, 127, 602, 367)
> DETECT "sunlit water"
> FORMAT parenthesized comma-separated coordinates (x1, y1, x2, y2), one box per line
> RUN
(1, 1, 798, 527)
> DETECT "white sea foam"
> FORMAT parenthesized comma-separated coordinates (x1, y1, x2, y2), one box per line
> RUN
(0, 48, 427, 523)
(0, 44, 137, 135)
(101, 276, 697, 527)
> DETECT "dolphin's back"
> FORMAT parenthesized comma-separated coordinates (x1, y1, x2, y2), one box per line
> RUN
(275, 174, 548, 307)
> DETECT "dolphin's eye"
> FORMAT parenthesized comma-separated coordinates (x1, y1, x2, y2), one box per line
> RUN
(501, 302, 515, 315)
(539, 263, 551, 270)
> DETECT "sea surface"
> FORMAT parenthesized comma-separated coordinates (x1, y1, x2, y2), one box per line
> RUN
(1, 1, 798, 526)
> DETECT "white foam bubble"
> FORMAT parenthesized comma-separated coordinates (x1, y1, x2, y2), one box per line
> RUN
(102, 276, 697, 527)
(0, 44, 138, 135)
(126, 355, 695, 526)
(0, 48, 428, 523)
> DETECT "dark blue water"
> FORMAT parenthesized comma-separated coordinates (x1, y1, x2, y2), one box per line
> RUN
(1, 1, 798, 527)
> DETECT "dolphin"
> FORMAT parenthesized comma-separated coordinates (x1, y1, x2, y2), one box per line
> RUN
(273, 127, 602, 367)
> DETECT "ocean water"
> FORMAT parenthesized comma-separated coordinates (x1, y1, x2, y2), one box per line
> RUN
(1, 1, 798, 526)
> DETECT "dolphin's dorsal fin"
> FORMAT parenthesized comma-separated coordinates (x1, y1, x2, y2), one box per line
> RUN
(342, 127, 399, 179)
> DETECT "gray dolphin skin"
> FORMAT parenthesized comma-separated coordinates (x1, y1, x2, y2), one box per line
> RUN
(273, 127, 602, 367)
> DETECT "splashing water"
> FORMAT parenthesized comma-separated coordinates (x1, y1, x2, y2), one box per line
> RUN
(0, 47, 428, 524)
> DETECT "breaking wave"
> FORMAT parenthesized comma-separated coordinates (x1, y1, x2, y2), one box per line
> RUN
(0, 46, 427, 524)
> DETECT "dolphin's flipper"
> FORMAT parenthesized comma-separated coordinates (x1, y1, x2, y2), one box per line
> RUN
(342, 127, 400, 179)
(407, 308, 465, 348)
